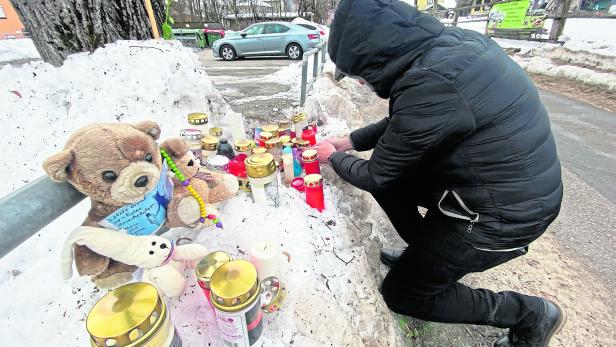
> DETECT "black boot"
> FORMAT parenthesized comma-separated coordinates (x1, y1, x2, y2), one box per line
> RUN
(380, 248, 404, 268)
(492, 299, 567, 347)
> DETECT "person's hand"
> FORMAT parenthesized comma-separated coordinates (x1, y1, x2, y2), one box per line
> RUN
(313, 141, 336, 164)
(324, 136, 353, 152)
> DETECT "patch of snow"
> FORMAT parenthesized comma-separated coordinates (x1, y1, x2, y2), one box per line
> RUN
(0, 38, 40, 62)
(512, 55, 616, 90)
(0, 40, 231, 196)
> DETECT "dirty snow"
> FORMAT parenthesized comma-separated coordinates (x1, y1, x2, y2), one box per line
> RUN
(0, 38, 40, 62)
(0, 40, 230, 196)
(0, 40, 399, 346)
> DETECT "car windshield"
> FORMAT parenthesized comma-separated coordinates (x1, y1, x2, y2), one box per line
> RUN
(243, 25, 264, 35)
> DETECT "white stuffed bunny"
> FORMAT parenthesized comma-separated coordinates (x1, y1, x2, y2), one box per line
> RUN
(61, 226, 208, 297)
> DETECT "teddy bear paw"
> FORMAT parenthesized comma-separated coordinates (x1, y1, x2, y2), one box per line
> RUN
(177, 196, 201, 225)
(93, 271, 134, 289)
(222, 174, 240, 194)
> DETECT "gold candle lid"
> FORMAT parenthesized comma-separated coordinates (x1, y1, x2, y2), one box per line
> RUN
(278, 120, 293, 129)
(304, 174, 323, 187)
(187, 112, 209, 125)
(292, 112, 307, 123)
(295, 139, 311, 148)
(87, 282, 164, 347)
(279, 135, 291, 144)
(195, 251, 233, 289)
(209, 127, 223, 137)
(252, 147, 267, 154)
(260, 276, 288, 313)
(265, 137, 282, 149)
(210, 260, 260, 312)
(259, 131, 274, 142)
(302, 149, 318, 162)
(245, 153, 276, 178)
(234, 139, 252, 152)
(202, 135, 219, 150)
(262, 124, 279, 135)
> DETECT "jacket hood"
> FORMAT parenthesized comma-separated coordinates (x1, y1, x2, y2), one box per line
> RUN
(328, 0, 445, 98)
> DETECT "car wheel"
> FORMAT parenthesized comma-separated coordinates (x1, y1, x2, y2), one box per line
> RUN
(220, 45, 237, 61)
(286, 43, 303, 60)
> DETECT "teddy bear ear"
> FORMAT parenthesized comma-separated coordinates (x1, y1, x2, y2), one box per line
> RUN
(133, 121, 161, 140)
(43, 149, 74, 182)
(160, 137, 190, 157)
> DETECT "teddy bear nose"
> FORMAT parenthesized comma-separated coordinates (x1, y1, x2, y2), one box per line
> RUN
(134, 175, 149, 188)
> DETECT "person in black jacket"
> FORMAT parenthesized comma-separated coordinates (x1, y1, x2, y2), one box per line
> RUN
(314, 0, 565, 346)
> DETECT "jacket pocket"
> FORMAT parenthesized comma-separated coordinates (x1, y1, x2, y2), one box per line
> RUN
(437, 190, 480, 233)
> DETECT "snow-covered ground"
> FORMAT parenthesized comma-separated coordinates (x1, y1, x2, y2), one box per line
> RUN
(0, 40, 398, 346)
(0, 38, 40, 62)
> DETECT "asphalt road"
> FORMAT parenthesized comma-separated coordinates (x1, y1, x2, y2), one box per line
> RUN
(199, 50, 298, 127)
(540, 90, 616, 289)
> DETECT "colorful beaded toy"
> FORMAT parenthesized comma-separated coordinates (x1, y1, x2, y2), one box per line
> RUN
(160, 149, 223, 229)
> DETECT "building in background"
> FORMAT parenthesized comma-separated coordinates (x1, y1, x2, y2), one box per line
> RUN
(0, 0, 25, 39)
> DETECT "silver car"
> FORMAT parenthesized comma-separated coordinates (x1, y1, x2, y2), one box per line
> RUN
(212, 22, 321, 61)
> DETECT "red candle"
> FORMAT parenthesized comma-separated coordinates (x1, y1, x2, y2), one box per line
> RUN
(304, 174, 324, 212)
(301, 149, 320, 175)
(228, 157, 250, 192)
(301, 127, 317, 145)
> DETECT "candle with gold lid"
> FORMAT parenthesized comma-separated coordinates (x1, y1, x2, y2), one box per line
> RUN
(210, 260, 264, 347)
(245, 153, 279, 207)
(195, 251, 233, 304)
(262, 124, 279, 137)
(86, 282, 181, 347)
(201, 135, 220, 165)
(277, 120, 293, 138)
(252, 147, 267, 155)
(209, 127, 223, 137)
(187, 112, 210, 136)
(292, 112, 308, 138)
(234, 139, 253, 156)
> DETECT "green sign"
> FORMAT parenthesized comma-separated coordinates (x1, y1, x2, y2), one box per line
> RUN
(488, 0, 531, 29)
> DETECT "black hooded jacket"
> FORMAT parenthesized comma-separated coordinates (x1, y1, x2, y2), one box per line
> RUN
(328, 0, 563, 250)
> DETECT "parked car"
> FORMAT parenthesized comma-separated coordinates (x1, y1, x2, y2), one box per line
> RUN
(211, 22, 321, 61)
(291, 17, 329, 39)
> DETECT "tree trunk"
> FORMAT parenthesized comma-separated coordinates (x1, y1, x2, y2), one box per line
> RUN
(12, 0, 165, 66)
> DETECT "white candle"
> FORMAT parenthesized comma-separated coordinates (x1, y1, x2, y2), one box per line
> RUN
(249, 241, 279, 280)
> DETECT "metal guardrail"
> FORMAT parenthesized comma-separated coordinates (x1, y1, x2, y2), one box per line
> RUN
(300, 41, 328, 107)
(0, 176, 85, 258)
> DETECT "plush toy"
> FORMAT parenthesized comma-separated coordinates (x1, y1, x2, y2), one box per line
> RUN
(62, 227, 209, 297)
(160, 137, 240, 228)
(43, 121, 238, 289)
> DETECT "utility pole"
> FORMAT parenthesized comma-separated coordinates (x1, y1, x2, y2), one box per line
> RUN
(549, 0, 573, 40)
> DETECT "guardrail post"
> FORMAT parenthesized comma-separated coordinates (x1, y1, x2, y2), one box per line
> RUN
(313, 49, 319, 79)
(0, 176, 86, 258)
(300, 60, 308, 106)
(321, 42, 327, 72)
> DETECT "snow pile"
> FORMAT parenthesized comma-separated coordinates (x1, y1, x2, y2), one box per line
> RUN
(0, 40, 230, 196)
(512, 55, 616, 90)
(0, 38, 40, 62)
(0, 40, 399, 346)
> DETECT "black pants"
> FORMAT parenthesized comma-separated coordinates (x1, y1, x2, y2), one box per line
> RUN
(374, 190, 545, 330)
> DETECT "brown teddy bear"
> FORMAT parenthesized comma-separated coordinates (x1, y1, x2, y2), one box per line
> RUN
(43, 121, 238, 288)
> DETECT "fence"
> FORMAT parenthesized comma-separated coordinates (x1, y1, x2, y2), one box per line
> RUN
(300, 40, 328, 107)
(429, 0, 615, 41)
